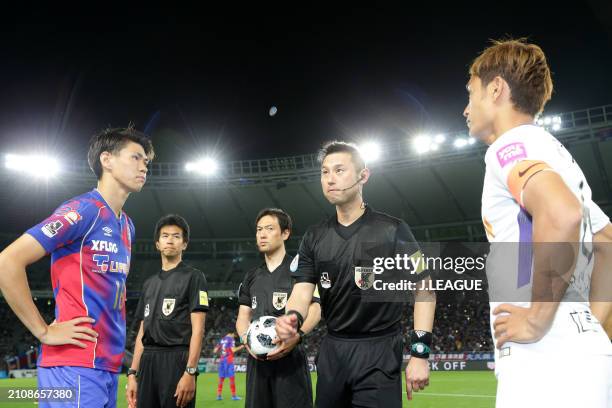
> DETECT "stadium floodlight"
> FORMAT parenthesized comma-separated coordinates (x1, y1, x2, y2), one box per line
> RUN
(454, 138, 468, 148)
(552, 123, 561, 131)
(413, 135, 433, 154)
(536, 118, 544, 126)
(468, 137, 476, 145)
(552, 116, 561, 124)
(5, 154, 60, 178)
(185, 157, 219, 176)
(544, 117, 552, 125)
(434, 134, 446, 144)
(358, 142, 382, 163)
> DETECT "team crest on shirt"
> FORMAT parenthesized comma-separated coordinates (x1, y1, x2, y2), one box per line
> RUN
(41, 220, 63, 238)
(354, 267, 374, 290)
(162, 298, 176, 316)
(272, 292, 288, 310)
(320, 272, 332, 289)
(251, 296, 257, 309)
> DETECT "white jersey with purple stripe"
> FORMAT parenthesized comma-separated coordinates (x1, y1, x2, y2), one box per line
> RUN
(481, 125, 611, 360)
(27, 189, 134, 373)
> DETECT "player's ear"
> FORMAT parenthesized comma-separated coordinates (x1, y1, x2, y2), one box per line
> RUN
(155, 241, 160, 251)
(359, 168, 370, 184)
(490, 76, 505, 102)
(99, 151, 113, 172)
(281, 229, 290, 241)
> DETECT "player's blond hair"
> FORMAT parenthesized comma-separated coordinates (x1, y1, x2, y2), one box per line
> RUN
(469, 38, 553, 116)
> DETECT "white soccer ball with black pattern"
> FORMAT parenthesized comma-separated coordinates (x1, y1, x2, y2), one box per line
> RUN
(246, 316, 279, 357)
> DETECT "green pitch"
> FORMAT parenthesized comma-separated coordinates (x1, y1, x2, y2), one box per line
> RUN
(0, 371, 497, 407)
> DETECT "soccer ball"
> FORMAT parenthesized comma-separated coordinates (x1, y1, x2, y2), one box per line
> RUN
(246, 316, 279, 357)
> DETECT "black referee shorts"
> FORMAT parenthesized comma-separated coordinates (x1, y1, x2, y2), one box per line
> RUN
(246, 344, 313, 408)
(137, 346, 196, 408)
(315, 331, 403, 408)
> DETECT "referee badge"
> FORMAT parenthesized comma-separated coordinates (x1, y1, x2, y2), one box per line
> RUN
(354, 267, 374, 290)
(320, 272, 332, 289)
(162, 298, 176, 316)
(272, 292, 288, 310)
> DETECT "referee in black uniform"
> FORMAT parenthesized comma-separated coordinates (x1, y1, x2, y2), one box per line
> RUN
(126, 215, 209, 408)
(236, 208, 321, 408)
(276, 141, 437, 408)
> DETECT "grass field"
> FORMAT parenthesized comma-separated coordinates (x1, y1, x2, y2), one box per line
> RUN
(0, 371, 497, 407)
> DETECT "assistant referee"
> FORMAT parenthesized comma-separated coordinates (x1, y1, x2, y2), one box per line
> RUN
(236, 208, 321, 408)
(126, 215, 209, 408)
(276, 141, 437, 408)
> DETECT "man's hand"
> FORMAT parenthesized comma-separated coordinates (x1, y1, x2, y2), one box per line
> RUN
(174, 372, 196, 408)
(493, 303, 551, 348)
(405, 356, 430, 400)
(38, 317, 98, 348)
(267, 333, 300, 360)
(244, 343, 265, 361)
(275, 314, 298, 341)
(125, 375, 138, 408)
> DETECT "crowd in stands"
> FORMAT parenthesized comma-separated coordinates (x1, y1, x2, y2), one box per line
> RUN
(1, 290, 492, 373)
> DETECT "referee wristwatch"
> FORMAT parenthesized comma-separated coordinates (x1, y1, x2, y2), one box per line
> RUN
(126, 368, 138, 378)
(185, 366, 197, 376)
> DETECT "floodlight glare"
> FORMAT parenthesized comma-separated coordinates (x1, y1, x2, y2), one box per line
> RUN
(5, 154, 60, 178)
(185, 158, 219, 176)
(454, 138, 468, 148)
(413, 135, 432, 154)
(434, 134, 446, 144)
(358, 142, 382, 163)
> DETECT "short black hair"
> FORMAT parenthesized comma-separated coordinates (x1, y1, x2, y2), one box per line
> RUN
(255, 208, 292, 234)
(154, 214, 190, 244)
(317, 140, 365, 170)
(87, 125, 155, 179)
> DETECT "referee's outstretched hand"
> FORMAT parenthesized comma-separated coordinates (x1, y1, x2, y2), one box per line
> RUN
(405, 356, 430, 401)
(274, 314, 297, 341)
(39, 317, 98, 348)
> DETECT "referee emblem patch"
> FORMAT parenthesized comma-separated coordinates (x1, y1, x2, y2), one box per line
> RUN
(272, 292, 287, 310)
(162, 298, 175, 316)
(354, 267, 374, 290)
(199, 291, 209, 307)
(320, 272, 332, 289)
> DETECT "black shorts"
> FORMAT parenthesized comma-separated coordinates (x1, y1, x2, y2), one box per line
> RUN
(246, 344, 313, 408)
(137, 346, 196, 408)
(315, 331, 403, 408)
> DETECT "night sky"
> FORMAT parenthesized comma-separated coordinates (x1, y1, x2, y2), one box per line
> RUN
(1, 5, 611, 164)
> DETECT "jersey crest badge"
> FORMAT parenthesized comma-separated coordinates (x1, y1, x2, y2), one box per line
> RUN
(320, 272, 332, 289)
(162, 298, 176, 316)
(354, 266, 374, 290)
(272, 292, 288, 310)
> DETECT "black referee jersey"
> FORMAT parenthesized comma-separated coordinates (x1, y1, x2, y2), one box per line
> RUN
(134, 261, 209, 408)
(293, 205, 426, 336)
(238, 254, 318, 408)
(238, 254, 320, 318)
(135, 261, 209, 346)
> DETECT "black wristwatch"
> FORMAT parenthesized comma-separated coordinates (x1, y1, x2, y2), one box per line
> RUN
(126, 368, 138, 378)
(185, 366, 197, 376)
(298, 329, 305, 344)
